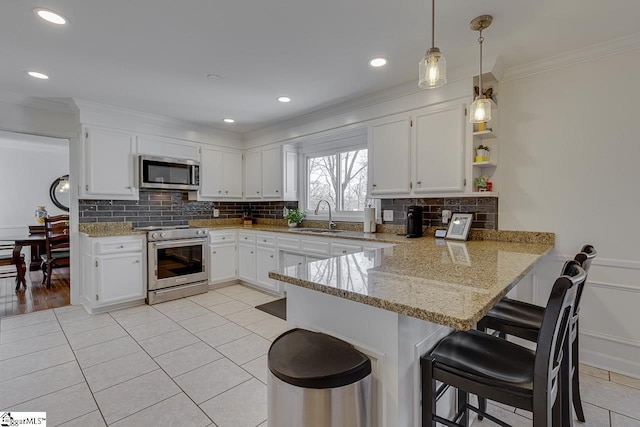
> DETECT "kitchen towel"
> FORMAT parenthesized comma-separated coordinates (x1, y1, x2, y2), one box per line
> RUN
(363, 207, 376, 233)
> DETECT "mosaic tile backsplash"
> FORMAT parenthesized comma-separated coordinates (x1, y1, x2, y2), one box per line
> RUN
(380, 197, 498, 229)
(79, 190, 298, 228)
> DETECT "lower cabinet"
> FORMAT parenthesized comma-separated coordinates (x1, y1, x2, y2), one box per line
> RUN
(256, 246, 278, 292)
(209, 243, 237, 284)
(238, 243, 257, 282)
(281, 252, 306, 268)
(81, 234, 146, 313)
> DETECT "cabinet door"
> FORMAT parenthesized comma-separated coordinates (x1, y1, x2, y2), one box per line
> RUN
(200, 146, 224, 198)
(331, 242, 362, 256)
(368, 118, 411, 196)
(283, 148, 298, 201)
(238, 243, 256, 282)
(413, 103, 466, 193)
(256, 246, 279, 292)
(83, 127, 137, 199)
(223, 150, 243, 198)
(281, 252, 306, 268)
(138, 136, 199, 160)
(261, 146, 283, 198)
(244, 151, 262, 199)
(96, 253, 144, 305)
(210, 243, 237, 283)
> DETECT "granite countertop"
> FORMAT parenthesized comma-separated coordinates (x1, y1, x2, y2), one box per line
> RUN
(269, 237, 554, 330)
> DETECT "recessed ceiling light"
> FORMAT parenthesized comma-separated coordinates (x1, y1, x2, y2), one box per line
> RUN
(207, 73, 222, 80)
(26, 71, 49, 80)
(369, 58, 387, 67)
(277, 96, 291, 103)
(33, 8, 68, 25)
(223, 118, 235, 123)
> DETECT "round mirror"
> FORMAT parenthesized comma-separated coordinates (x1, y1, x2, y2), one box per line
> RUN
(49, 175, 70, 212)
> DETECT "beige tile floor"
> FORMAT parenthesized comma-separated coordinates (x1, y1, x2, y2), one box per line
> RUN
(1, 283, 639, 426)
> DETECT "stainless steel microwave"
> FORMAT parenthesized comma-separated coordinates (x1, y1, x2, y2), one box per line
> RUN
(139, 155, 200, 191)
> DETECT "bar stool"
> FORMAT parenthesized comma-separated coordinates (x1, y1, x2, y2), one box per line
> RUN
(421, 261, 586, 427)
(477, 245, 596, 422)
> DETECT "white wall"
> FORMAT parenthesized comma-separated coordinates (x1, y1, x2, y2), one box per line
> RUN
(0, 131, 69, 236)
(499, 48, 640, 377)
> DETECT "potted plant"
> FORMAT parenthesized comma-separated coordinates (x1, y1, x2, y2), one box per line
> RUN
(283, 207, 305, 227)
(475, 144, 490, 162)
(474, 175, 489, 191)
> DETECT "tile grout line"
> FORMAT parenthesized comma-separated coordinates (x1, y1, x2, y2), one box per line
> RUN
(52, 308, 110, 427)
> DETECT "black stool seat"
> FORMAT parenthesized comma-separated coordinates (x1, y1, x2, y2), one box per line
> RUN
(431, 329, 535, 392)
(484, 298, 544, 339)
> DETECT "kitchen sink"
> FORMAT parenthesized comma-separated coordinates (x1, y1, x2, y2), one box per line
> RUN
(289, 228, 345, 234)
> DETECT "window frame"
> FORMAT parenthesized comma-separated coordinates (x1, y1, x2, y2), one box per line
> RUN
(300, 132, 369, 221)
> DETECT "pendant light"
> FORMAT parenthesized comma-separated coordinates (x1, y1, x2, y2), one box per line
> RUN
(418, 0, 446, 89)
(469, 15, 493, 123)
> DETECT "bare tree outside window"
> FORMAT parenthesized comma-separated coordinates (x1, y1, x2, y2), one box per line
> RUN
(307, 149, 368, 213)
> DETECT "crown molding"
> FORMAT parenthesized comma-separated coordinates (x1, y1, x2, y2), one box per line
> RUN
(0, 91, 77, 113)
(503, 32, 640, 81)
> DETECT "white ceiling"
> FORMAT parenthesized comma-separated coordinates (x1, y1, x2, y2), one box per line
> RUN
(2, 0, 639, 133)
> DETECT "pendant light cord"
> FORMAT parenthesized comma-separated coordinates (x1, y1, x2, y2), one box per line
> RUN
(431, 0, 435, 49)
(478, 28, 484, 96)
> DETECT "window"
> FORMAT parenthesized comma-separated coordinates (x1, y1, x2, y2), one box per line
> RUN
(306, 148, 368, 214)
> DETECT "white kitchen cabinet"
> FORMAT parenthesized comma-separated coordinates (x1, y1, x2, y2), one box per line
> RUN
(137, 135, 199, 160)
(209, 230, 238, 284)
(256, 246, 278, 292)
(238, 243, 257, 282)
(244, 150, 262, 199)
(81, 234, 146, 313)
(81, 126, 138, 200)
(331, 242, 363, 256)
(368, 117, 412, 196)
(244, 145, 298, 201)
(261, 146, 282, 198)
(412, 103, 467, 194)
(281, 252, 306, 268)
(367, 100, 470, 198)
(199, 146, 243, 199)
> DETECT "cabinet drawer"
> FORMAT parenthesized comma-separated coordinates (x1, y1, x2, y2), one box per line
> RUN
(331, 243, 362, 256)
(301, 239, 330, 255)
(256, 234, 276, 247)
(277, 236, 301, 251)
(97, 239, 144, 254)
(209, 231, 237, 243)
(238, 232, 256, 243)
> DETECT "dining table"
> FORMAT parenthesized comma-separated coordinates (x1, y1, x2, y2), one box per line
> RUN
(0, 234, 47, 290)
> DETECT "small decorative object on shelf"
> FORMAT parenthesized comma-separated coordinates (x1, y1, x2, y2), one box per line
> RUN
(35, 205, 47, 224)
(477, 122, 486, 132)
(283, 207, 305, 227)
(475, 175, 492, 191)
(242, 210, 253, 225)
(475, 144, 491, 162)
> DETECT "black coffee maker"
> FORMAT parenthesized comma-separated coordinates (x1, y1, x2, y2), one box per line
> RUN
(406, 205, 423, 238)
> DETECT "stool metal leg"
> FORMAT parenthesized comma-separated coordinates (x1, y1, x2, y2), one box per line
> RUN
(421, 357, 437, 427)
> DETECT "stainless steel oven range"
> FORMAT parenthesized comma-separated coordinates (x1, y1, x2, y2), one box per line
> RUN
(141, 226, 209, 305)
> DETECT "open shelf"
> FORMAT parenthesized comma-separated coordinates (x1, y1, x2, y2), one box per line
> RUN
(472, 161, 497, 167)
(472, 130, 497, 140)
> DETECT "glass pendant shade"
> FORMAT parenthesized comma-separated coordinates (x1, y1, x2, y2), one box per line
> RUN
(469, 96, 491, 123)
(419, 48, 447, 89)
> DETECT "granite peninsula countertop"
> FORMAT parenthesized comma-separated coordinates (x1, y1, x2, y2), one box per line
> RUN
(269, 236, 554, 330)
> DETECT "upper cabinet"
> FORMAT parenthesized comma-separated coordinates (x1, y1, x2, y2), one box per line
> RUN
(199, 146, 243, 199)
(367, 99, 470, 198)
(244, 145, 298, 201)
(137, 135, 199, 160)
(80, 126, 138, 200)
(412, 103, 466, 194)
(368, 117, 412, 196)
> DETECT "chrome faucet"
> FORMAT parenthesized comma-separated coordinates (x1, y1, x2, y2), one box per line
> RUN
(314, 199, 336, 230)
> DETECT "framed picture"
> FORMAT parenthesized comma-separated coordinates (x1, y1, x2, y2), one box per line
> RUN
(447, 241, 471, 266)
(445, 213, 473, 241)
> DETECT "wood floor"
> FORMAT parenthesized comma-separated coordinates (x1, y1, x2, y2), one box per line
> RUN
(0, 266, 70, 318)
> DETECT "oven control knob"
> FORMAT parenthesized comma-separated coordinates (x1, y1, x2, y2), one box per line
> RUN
(151, 232, 159, 239)
(160, 232, 166, 238)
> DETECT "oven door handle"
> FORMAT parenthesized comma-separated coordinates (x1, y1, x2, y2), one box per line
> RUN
(151, 238, 208, 249)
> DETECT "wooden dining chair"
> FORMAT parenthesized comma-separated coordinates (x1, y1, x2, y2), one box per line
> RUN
(0, 243, 27, 290)
(41, 215, 70, 289)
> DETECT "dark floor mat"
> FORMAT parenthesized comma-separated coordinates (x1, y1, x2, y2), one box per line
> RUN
(255, 298, 286, 321)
